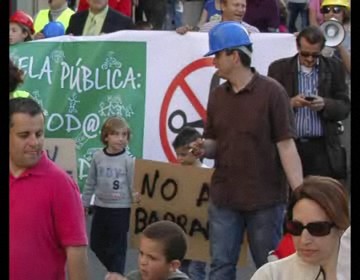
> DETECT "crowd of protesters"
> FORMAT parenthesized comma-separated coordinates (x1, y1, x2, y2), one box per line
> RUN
(10, 0, 351, 280)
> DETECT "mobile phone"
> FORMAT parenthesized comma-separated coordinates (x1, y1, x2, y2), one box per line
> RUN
(304, 96, 316, 101)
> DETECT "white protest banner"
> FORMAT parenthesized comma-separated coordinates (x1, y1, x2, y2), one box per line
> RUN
(10, 31, 297, 191)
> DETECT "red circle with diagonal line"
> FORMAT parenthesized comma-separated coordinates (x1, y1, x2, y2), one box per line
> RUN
(160, 57, 214, 163)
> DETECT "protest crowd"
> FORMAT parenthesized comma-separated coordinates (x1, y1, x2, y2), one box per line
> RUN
(10, 0, 351, 279)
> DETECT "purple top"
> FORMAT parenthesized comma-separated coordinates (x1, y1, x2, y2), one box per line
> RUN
(309, 0, 324, 25)
(243, 0, 280, 32)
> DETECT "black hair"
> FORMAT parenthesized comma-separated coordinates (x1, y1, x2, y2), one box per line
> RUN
(296, 25, 326, 50)
(143, 220, 187, 262)
(9, 58, 24, 93)
(225, 45, 253, 67)
(172, 126, 201, 149)
(10, 98, 43, 127)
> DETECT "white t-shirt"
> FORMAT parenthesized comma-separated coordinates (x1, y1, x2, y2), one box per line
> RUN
(201, 163, 209, 168)
(250, 253, 325, 280)
(337, 226, 351, 280)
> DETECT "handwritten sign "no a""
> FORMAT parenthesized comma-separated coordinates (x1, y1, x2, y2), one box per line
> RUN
(130, 159, 249, 267)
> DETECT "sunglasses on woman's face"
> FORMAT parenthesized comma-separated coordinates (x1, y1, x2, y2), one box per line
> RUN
(320, 6, 343, 14)
(286, 220, 335, 237)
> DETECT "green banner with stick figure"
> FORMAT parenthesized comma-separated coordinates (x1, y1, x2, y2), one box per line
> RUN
(10, 41, 146, 191)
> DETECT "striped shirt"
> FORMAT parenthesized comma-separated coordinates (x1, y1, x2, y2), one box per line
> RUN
(199, 19, 260, 33)
(295, 60, 324, 137)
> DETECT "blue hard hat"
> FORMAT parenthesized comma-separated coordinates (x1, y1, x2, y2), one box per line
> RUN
(43, 21, 65, 38)
(204, 21, 252, 57)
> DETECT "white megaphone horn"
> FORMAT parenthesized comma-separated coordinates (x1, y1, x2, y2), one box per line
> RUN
(320, 18, 345, 47)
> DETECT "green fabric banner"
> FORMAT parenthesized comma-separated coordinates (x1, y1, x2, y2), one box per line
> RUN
(10, 41, 146, 190)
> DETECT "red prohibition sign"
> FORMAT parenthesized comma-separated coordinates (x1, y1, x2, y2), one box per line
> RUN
(159, 57, 214, 163)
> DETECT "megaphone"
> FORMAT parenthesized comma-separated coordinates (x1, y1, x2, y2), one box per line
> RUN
(320, 18, 345, 47)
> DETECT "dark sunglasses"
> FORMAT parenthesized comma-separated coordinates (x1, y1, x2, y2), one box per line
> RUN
(320, 6, 343, 14)
(299, 51, 321, 58)
(286, 220, 335, 237)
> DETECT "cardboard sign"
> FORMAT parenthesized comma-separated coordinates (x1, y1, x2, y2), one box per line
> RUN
(130, 159, 249, 267)
(44, 138, 78, 182)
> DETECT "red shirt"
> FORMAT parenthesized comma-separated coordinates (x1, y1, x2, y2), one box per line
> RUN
(10, 152, 88, 280)
(274, 233, 296, 259)
(77, 0, 132, 17)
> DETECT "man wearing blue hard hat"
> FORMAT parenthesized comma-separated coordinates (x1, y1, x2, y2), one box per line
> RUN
(189, 21, 303, 279)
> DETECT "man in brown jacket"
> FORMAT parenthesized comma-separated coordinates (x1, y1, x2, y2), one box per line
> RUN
(268, 25, 350, 181)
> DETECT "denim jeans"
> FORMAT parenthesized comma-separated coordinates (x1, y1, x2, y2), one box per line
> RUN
(287, 2, 309, 33)
(90, 207, 130, 273)
(164, 0, 183, 30)
(189, 260, 207, 280)
(208, 202, 285, 280)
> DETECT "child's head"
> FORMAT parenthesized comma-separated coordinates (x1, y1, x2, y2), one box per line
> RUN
(100, 116, 131, 153)
(138, 221, 187, 280)
(49, 0, 68, 10)
(172, 126, 201, 166)
(10, 58, 24, 94)
(10, 11, 34, 45)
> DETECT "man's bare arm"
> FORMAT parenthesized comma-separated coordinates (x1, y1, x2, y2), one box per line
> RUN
(276, 138, 303, 190)
(66, 246, 89, 280)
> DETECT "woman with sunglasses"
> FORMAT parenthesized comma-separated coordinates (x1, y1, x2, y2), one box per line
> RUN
(251, 176, 350, 280)
(320, 0, 350, 74)
(321, 0, 351, 194)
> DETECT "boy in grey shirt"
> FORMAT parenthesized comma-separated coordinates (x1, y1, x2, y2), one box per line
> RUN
(82, 116, 138, 275)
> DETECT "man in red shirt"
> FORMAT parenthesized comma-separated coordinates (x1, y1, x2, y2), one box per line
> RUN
(10, 98, 89, 280)
(77, 0, 132, 17)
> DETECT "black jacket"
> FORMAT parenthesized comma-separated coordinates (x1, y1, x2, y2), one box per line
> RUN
(268, 54, 350, 178)
(66, 7, 134, 35)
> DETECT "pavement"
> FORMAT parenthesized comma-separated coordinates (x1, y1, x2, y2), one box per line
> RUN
(85, 215, 257, 280)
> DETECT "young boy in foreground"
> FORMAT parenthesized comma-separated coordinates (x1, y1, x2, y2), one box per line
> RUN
(105, 221, 190, 280)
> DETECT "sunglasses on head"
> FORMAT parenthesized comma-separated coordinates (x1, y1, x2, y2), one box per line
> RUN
(286, 220, 335, 237)
(320, 6, 343, 14)
(299, 51, 321, 58)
